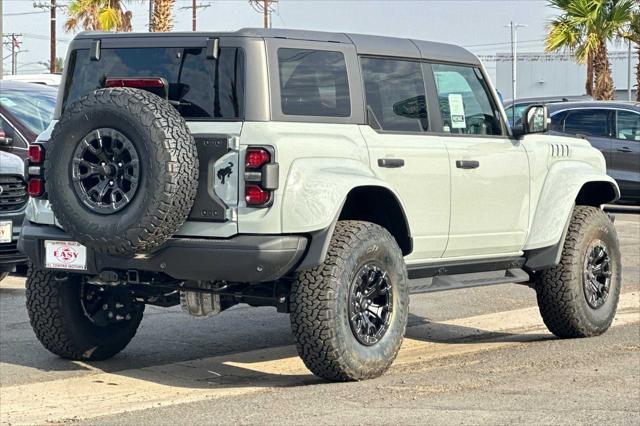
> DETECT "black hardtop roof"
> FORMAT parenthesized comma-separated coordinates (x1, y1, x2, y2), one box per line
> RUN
(73, 27, 480, 65)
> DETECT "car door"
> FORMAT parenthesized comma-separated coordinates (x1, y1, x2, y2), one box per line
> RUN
(611, 109, 640, 202)
(430, 63, 529, 258)
(560, 109, 614, 164)
(359, 56, 451, 261)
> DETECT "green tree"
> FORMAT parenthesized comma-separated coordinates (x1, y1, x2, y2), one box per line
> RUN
(620, 10, 640, 101)
(546, 0, 636, 100)
(65, 0, 133, 32)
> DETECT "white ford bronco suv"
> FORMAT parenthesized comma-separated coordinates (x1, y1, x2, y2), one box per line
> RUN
(20, 29, 621, 382)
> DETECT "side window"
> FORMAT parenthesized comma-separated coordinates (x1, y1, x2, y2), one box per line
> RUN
(615, 110, 640, 141)
(0, 116, 27, 149)
(563, 110, 610, 137)
(550, 111, 568, 132)
(360, 57, 428, 132)
(431, 63, 504, 136)
(278, 48, 350, 117)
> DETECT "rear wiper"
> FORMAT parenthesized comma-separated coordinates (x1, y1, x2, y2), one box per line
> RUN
(168, 100, 192, 107)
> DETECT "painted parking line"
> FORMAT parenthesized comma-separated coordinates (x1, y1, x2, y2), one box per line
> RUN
(1, 292, 638, 425)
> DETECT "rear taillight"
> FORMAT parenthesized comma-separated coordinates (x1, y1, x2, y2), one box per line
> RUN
(27, 178, 44, 197)
(28, 144, 44, 164)
(245, 148, 271, 169)
(244, 147, 278, 207)
(245, 185, 271, 206)
(28, 144, 45, 198)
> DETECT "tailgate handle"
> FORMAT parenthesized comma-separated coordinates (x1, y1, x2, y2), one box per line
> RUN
(456, 160, 480, 169)
(378, 158, 405, 168)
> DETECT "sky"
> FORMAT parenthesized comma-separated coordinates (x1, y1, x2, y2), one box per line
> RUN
(2, 0, 565, 77)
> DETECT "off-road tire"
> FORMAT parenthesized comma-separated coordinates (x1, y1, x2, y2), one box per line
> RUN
(290, 221, 409, 381)
(536, 206, 621, 338)
(46, 87, 198, 256)
(25, 268, 144, 360)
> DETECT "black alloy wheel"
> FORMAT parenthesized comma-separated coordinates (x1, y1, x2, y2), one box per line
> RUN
(583, 240, 612, 310)
(348, 263, 393, 346)
(71, 128, 140, 214)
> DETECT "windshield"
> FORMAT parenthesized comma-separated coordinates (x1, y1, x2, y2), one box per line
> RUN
(0, 89, 56, 134)
(63, 46, 245, 120)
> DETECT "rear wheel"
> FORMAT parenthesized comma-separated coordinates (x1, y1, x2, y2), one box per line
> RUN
(26, 268, 144, 360)
(290, 221, 409, 381)
(535, 206, 621, 338)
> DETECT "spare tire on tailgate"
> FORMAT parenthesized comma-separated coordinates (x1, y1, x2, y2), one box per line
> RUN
(46, 87, 198, 256)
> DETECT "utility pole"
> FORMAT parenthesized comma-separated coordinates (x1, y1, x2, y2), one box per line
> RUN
(34, 1, 65, 73)
(180, 1, 210, 31)
(51, 0, 56, 73)
(4, 34, 23, 75)
(506, 21, 527, 126)
(249, 0, 277, 29)
(628, 39, 633, 101)
(263, 0, 269, 29)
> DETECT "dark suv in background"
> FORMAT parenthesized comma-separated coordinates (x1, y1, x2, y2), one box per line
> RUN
(548, 101, 640, 205)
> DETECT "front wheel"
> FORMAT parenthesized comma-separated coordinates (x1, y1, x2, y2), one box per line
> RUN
(290, 221, 409, 381)
(26, 269, 144, 360)
(536, 206, 621, 338)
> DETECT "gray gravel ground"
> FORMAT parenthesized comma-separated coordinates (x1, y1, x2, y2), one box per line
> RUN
(1, 213, 638, 425)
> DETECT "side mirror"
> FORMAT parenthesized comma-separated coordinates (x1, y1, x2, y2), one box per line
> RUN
(523, 104, 549, 134)
(0, 129, 13, 146)
(392, 95, 428, 119)
(512, 105, 549, 139)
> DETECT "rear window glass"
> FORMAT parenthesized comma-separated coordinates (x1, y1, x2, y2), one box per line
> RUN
(278, 48, 350, 117)
(62, 46, 244, 120)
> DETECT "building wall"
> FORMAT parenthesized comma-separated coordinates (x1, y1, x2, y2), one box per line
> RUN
(494, 52, 638, 101)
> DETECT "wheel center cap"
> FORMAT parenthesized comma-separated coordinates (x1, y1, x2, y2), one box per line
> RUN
(101, 164, 116, 177)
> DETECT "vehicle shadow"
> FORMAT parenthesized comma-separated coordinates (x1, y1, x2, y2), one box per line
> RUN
(1, 302, 554, 391)
(406, 313, 554, 344)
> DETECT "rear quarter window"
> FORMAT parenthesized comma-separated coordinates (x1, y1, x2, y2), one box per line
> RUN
(277, 48, 351, 117)
(62, 46, 244, 120)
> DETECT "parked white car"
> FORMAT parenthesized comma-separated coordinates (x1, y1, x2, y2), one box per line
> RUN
(21, 29, 621, 382)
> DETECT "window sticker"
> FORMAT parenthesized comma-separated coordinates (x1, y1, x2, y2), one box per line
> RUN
(448, 94, 466, 129)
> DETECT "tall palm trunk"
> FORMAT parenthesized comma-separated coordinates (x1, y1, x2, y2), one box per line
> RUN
(153, 0, 175, 32)
(585, 52, 594, 97)
(592, 41, 615, 100)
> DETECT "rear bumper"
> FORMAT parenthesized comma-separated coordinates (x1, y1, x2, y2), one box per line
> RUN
(19, 222, 308, 282)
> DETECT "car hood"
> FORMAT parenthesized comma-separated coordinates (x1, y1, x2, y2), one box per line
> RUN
(0, 151, 26, 178)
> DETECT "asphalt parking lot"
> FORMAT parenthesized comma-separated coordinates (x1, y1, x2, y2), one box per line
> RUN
(0, 213, 638, 425)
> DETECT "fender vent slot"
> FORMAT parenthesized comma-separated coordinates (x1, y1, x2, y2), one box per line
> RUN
(550, 143, 570, 158)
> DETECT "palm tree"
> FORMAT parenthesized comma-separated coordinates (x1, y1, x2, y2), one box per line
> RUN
(152, 0, 176, 32)
(65, 0, 132, 32)
(546, 0, 636, 100)
(620, 10, 640, 101)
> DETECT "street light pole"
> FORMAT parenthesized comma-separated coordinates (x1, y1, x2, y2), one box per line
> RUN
(628, 39, 632, 101)
(506, 21, 527, 127)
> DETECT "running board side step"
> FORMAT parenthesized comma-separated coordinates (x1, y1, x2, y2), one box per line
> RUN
(409, 268, 532, 294)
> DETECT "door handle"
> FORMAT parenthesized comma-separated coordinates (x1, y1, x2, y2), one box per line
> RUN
(378, 158, 405, 168)
(456, 160, 480, 169)
(617, 147, 632, 153)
